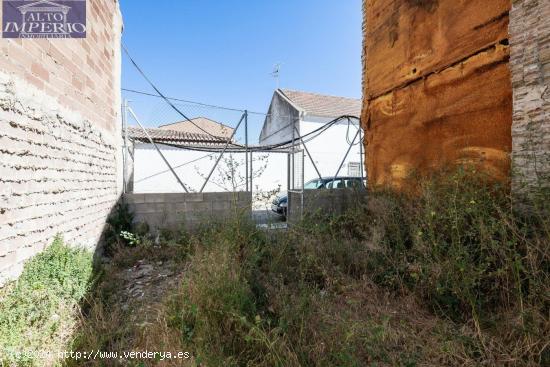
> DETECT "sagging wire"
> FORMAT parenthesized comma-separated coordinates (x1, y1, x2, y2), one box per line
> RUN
(132, 115, 357, 153)
(134, 151, 217, 184)
(123, 87, 298, 119)
(122, 42, 361, 152)
(123, 88, 251, 114)
(345, 117, 362, 146)
(122, 42, 234, 144)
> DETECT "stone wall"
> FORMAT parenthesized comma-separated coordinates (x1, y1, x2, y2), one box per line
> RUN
(509, 0, 550, 190)
(362, 0, 513, 188)
(0, 1, 123, 284)
(124, 192, 252, 232)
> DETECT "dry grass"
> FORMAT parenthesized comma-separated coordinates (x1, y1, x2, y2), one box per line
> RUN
(64, 169, 548, 366)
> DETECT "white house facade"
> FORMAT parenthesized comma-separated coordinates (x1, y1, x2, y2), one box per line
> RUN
(128, 90, 363, 209)
(128, 123, 248, 193)
(259, 89, 363, 188)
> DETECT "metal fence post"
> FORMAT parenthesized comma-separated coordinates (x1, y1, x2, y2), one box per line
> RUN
(249, 149, 253, 193)
(292, 132, 296, 190)
(127, 107, 189, 193)
(287, 152, 291, 222)
(200, 112, 245, 193)
(333, 127, 361, 181)
(294, 126, 322, 180)
(359, 121, 365, 186)
(122, 99, 128, 193)
(301, 148, 305, 220)
(244, 110, 249, 192)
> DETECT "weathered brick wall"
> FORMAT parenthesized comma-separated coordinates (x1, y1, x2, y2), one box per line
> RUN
(0, 0, 123, 283)
(509, 0, 550, 189)
(0, 0, 122, 132)
(124, 192, 252, 232)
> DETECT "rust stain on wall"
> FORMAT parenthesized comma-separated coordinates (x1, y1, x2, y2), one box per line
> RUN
(362, 0, 513, 188)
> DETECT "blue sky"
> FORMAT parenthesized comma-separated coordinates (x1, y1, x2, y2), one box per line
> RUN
(120, 0, 362, 142)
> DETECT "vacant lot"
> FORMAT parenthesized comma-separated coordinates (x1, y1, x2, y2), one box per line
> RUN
(1, 170, 549, 366)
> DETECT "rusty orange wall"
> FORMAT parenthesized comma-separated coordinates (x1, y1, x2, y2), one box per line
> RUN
(362, 0, 513, 188)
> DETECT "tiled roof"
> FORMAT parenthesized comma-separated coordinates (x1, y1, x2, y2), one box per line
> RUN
(158, 117, 234, 138)
(279, 89, 361, 118)
(128, 126, 229, 146)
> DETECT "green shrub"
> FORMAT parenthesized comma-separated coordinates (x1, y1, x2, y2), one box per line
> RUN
(104, 202, 135, 255)
(166, 213, 445, 365)
(165, 217, 302, 366)
(0, 235, 93, 366)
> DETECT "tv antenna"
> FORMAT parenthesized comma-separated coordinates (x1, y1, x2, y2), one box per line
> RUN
(270, 63, 282, 89)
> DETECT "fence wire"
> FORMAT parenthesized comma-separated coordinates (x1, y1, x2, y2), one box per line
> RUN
(122, 45, 365, 218)
(124, 91, 298, 210)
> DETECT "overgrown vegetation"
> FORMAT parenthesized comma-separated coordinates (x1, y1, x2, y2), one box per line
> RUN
(68, 168, 549, 366)
(354, 169, 549, 364)
(0, 236, 93, 366)
(104, 202, 135, 255)
(2, 169, 548, 366)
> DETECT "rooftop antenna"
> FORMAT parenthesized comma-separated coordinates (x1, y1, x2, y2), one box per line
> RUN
(270, 63, 282, 89)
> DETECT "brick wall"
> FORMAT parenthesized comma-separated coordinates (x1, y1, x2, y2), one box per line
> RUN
(0, 0, 123, 284)
(124, 192, 252, 232)
(509, 0, 550, 189)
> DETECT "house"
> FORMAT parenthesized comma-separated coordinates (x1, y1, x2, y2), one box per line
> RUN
(128, 90, 363, 206)
(259, 89, 363, 187)
(128, 120, 247, 194)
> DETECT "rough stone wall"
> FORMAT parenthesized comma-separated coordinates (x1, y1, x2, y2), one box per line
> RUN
(124, 192, 252, 232)
(0, 0, 123, 284)
(509, 0, 550, 189)
(362, 0, 513, 188)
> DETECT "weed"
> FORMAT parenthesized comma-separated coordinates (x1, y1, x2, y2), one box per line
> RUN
(0, 235, 93, 366)
(357, 168, 549, 364)
(64, 168, 548, 366)
(104, 202, 135, 255)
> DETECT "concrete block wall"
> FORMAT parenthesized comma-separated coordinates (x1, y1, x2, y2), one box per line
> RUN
(0, 1, 123, 284)
(509, 0, 550, 189)
(288, 189, 367, 224)
(124, 192, 252, 232)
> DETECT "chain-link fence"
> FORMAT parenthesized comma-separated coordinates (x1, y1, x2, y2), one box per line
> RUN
(122, 90, 297, 211)
(121, 87, 365, 220)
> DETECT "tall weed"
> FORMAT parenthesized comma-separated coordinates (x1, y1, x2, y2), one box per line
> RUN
(358, 168, 549, 364)
(0, 236, 93, 366)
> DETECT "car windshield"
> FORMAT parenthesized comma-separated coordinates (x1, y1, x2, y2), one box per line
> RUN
(304, 179, 323, 189)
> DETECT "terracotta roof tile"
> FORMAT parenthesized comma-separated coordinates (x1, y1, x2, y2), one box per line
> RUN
(128, 126, 228, 146)
(279, 89, 361, 118)
(158, 117, 234, 138)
